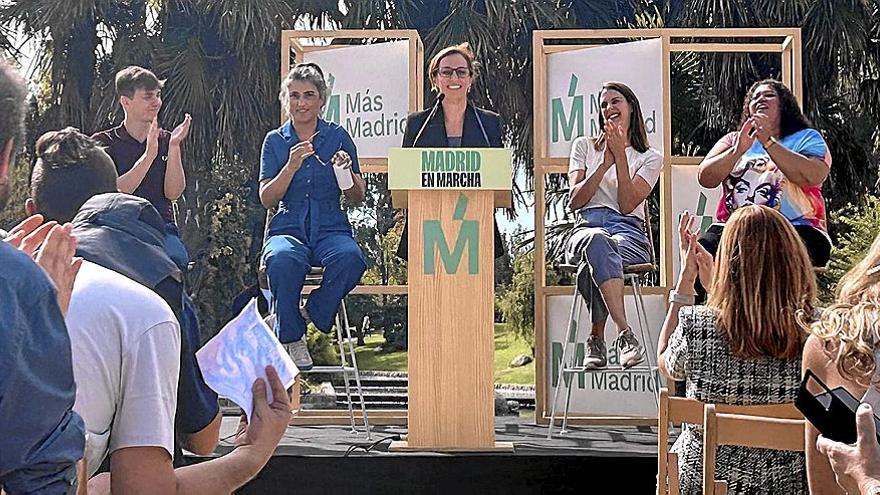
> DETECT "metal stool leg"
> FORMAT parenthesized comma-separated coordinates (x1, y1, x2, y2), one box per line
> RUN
(547, 282, 584, 439)
(341, 299, 371, 439)
(334, 308, 358, 434)
(630, 276, 660, 408)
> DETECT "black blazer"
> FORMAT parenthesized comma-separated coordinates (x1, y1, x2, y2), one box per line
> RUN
(396, 102, 506, 261)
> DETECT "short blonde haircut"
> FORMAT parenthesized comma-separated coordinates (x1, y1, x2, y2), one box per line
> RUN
(428, 42, 480, 92)
(707, 205, 816, 360)
(809, 232, 880, 387)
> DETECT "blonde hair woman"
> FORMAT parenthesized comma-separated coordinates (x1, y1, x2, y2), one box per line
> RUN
(804, 232, 880, 494)
(657, 205, 816, 494)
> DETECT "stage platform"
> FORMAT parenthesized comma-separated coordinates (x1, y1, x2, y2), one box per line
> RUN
(192, 415, 667, 494)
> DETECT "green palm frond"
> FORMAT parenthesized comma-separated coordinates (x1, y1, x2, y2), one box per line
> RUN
(194, 0, 301, 50)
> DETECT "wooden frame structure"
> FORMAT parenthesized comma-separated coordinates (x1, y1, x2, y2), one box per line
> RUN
(532, 28, 803, 425)
(280, 30, 423, 424)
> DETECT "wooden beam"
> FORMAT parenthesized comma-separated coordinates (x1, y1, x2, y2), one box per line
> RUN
(661, 33, 675, 287)
(283, 29, 419, 40)
(670, 43, 782, 53)
(532, 30, 548, 423)
(542, 45, 602, 54)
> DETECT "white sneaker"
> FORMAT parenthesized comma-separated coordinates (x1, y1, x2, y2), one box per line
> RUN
(583, 336, 607, 370)
(617, 328, 645, 369)
(285, 339, 313, 371)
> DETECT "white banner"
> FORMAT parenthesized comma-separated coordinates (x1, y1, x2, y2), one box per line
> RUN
(545, 293, 667, 417)
(545, 38, 664, 158)
(304, 40, 411, 158)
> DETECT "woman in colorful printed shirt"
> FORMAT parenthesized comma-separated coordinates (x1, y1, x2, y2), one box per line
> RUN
(697, 79, 831, 267)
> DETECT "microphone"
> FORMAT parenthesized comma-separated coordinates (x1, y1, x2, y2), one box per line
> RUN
(413, 93, 445, 147)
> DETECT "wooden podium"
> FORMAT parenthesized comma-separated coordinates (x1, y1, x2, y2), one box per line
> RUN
(387, 147, 514, 452)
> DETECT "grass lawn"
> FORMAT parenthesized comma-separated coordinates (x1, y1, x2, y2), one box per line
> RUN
(354, 323, 535, 385)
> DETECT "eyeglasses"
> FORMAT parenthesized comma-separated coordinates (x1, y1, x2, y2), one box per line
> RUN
(437, 67, 471, 79)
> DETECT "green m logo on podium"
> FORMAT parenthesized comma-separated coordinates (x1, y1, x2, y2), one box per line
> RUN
(423, 193, 480, 275)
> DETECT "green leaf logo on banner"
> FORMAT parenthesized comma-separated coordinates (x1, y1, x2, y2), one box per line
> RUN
(423, 193, 480, 275)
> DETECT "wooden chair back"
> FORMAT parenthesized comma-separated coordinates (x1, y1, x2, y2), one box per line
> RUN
(657, 388, 801, 495)
(702, 403, 805, 495)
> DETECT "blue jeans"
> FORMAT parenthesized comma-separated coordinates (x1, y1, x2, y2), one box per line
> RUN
(263, 233, 367, 343)
(565, 207, 651, 324)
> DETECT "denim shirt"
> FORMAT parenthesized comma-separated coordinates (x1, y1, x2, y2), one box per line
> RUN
(0, 242, 84, 493)
(260, 119, 360, 242)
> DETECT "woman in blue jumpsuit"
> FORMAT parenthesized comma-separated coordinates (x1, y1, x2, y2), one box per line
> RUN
(259, 63, 367, 370)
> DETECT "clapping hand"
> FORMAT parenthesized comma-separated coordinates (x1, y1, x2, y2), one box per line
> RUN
(5, 214, 56, 255)
(604, 119, 627, 161)
(170, 113, 192, 147)
(734, 118, 757, 155)
(751, 112, 774, 146)
(145, 117, 160, 161)
(6, 215, 82, 316)
(34, 223, 83, 317)
(678, 211, 713, 290)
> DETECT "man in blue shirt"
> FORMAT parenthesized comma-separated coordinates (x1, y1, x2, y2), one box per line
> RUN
(0, 59, 85, 493)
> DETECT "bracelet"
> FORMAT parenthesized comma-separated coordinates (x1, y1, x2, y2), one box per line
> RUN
(763, 136, 778, 151)
(668, 291, 696, 306)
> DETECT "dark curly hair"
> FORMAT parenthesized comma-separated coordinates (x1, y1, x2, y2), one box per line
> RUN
(738, 79, 811, 138)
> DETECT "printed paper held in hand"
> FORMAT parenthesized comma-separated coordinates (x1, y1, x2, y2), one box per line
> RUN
(196, 298, 299, 419)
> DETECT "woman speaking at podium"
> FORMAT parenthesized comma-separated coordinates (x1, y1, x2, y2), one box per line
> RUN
(395, 42, 505, 260)
(258, 62, 367, 371)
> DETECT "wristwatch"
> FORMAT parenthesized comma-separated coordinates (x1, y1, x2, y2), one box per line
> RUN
(668, 291, 696, 305)
(763, 136, 778, 150)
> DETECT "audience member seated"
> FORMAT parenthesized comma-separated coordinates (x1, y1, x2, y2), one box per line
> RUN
(259, 62, 367, 370)
(564, 81, 663, 370)
(0, 58, 85, 494)
(803, 231, 880, 494)
(25, 127, 290, 492)
(697, 79, 832, 268)
(657, 205, 816, 494)
(28, 128, 221, 463)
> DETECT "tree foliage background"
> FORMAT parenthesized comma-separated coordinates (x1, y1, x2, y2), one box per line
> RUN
(1, 0, 878, 339)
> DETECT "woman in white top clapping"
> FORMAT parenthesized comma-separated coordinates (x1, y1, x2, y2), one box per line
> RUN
(565, 81, 663, 370)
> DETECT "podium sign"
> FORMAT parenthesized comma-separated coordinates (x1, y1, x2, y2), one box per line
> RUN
(388, 147, 512, 208)
(388, 147, 513, 452)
